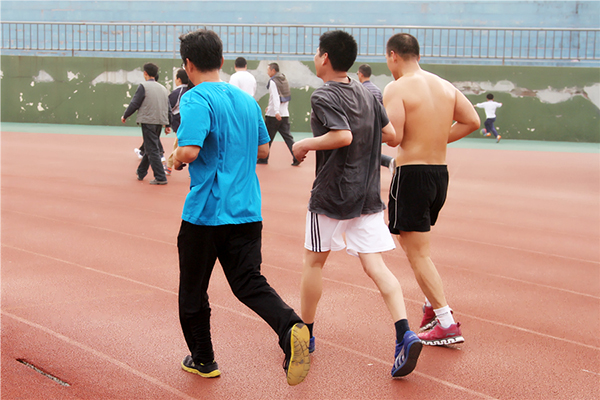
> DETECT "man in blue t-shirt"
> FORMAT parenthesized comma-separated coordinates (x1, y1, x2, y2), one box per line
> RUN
(172, 29, 310, 386)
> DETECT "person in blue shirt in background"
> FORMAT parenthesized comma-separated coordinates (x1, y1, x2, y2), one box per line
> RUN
(172, 29, 311, 386)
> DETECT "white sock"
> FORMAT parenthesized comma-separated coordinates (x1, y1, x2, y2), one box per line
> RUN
(424, 298, 431, 307)
(434, 305, 455, 328)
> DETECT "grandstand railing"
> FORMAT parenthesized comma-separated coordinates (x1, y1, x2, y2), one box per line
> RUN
(2, 22, 599, 66)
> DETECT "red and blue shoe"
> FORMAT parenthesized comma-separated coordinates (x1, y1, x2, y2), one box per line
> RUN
(391, 331, 422, 377)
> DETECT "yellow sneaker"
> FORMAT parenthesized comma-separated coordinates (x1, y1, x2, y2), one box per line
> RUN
(283, 323, 310, 386)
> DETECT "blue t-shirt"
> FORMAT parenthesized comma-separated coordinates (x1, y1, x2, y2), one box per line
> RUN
(177, 82, 270, 226)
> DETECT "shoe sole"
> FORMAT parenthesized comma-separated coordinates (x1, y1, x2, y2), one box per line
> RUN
(181, 361, 221, 378)
(419, 319, 437, 332)
(421, 335, 465, 346)
(286, 323, 310, 386)
(392, 339, 423, 377)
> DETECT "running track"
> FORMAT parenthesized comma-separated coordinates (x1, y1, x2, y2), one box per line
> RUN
(2, 128, 599, 399)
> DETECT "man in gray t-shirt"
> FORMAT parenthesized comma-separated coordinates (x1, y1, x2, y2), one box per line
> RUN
(292, 30, 422, 379)
(308, 78, 388, 219)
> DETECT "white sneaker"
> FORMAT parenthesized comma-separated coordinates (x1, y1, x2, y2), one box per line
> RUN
(134, 148, 143, 159)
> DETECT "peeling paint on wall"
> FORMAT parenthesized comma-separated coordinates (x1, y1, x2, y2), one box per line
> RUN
(67, 71, 80, 81)
(91, 69, 144, 86)
(33, 70, 54, 83)
(228, 61, 600, 111)
(2, 55, 597, 142)
(583, 83, 600, 110)
(454, 80, 600, 110)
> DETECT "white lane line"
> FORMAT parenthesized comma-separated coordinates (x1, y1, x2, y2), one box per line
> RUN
(4, 244, 599, 359)
(6, 208, 599, 300)
(263, 262, 600, 351)
(322, 339, 498, 400)
(437, 234, 599, 265)
(3, 311, 198, 400)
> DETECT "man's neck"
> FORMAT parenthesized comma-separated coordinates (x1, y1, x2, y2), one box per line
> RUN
(320, 69, 349, 84)
(190, 69, 221, 85)
(396, 60, 421, 78)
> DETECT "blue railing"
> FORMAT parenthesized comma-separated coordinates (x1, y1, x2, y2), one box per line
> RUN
(2, 22, 598, 66)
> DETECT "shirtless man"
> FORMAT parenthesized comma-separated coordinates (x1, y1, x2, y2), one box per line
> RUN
(383, 33, 480, 345)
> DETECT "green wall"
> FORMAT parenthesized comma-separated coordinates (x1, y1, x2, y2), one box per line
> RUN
(2, 56, 598, 142)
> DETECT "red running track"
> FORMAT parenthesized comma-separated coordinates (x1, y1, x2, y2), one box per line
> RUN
(2, 131, 599, 399)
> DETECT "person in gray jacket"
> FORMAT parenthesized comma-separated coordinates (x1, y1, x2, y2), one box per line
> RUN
(122, 62, 171, 185)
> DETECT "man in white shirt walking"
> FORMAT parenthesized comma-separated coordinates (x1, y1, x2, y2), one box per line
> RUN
(476, 93, 503, 143)
(229, 57, 257, 97)
(258, 63, 300, 166)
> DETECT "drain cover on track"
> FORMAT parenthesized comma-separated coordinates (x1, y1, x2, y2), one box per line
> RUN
(16, 359, 70, 387)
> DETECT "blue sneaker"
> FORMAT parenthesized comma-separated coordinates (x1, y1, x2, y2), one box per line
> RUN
(391, 331, 422, 377)
(308, 336, 315, 353)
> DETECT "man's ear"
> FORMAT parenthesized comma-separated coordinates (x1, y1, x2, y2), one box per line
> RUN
(220, 57, 224, 69)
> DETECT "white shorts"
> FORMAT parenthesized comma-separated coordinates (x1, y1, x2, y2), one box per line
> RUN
(304, 211, 396, 257)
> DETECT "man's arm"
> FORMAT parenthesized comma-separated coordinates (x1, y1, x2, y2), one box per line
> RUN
(448, 89, 481, 143)
(383, 83, 405, 146)
(173, 145, 200, 170)
(269, 84, 282, 120)
(381, 122, 398, 147)
(292, 129, 353, 163)
(122, 84, 145, 121)
(257, 143, 270, 159)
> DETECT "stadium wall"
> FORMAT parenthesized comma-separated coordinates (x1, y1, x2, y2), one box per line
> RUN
(2, 1, 598, 29)
(1, 55, 598, 142)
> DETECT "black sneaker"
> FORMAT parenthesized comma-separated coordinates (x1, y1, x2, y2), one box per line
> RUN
(282, 323, 310, 386)
(149, 179, 168, 185)
(181, 355, 221, 378)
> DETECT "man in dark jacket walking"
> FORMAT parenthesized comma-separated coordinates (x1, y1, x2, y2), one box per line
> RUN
(122, 62, 171, 185)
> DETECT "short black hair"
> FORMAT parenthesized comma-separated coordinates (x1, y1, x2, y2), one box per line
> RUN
(318, 30, 357, 72)
(176, 68, 189, 84)
(358, 64, 372, 77)
(268, 62, 279, 73)
(179, 29, 222, 72)
(486, 93, 494, 100)
(143, 63, 159, 78)
(235, 57, 247, 68)
(386, 33, 420, 60)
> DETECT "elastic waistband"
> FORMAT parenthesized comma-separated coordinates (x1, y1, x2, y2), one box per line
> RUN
(400, 164, 448, 172)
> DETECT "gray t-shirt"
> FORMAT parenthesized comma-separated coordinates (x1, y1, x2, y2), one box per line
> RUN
(308, 79, 389, 220)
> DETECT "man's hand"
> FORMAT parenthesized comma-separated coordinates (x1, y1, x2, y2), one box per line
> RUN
(174, 159, 187, 171)
(121, 117, 126, 123)
(275, 112, 282, 121)
(292, 140, 309, 163)
(165, 127, 172, 134)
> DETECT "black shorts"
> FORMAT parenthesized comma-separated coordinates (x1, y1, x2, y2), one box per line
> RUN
(388, 164, 449, 233)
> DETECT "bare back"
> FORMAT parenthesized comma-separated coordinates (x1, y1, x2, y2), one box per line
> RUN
(384, 69, 479, 166)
